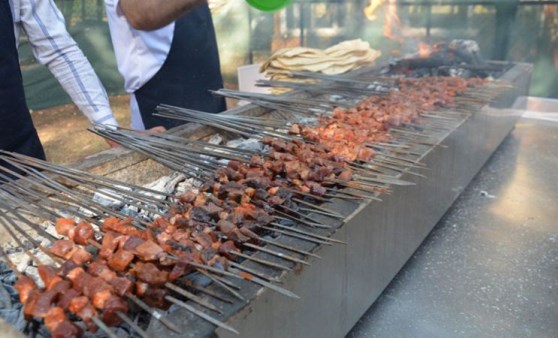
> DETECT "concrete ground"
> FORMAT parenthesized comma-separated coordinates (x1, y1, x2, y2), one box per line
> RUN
(347, 115, 558, 337)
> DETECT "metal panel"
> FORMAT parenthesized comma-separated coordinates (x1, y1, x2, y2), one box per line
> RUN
(143, 63, 533, 338)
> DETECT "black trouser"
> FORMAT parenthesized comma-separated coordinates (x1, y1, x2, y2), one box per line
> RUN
(0, 0, 45, 180)
(135, 4, 226, 130)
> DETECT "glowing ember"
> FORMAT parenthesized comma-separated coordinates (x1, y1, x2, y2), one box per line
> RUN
(418, 43, 432, 58)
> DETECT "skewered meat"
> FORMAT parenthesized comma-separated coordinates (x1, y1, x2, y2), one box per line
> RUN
(100, 231, 119, 259)
(70, 247, 93, 265)
(50, 240, 78, 260)
(131, 262, 168, 286)
(72, 221, 95, 246)
(57, 288, 81, 310)
(109, 277, 133, 297)
(38, 265, 61, 290)
(44, 307, 67, 332)
(52, 319, 84, 338)
(101, 296, 128, 326)
(32, 289, 59, 318)
(107, 249, 134, 272)
(102, 217, 146, 239)
(55, 218, 75, 237)
(88, 261, 117, 282)
(68, 296, 97, 332)
(134, 239, 165, 261)
(14, 275, 37, 304)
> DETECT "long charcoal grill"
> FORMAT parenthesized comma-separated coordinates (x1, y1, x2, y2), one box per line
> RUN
(0, 61, 532, 338)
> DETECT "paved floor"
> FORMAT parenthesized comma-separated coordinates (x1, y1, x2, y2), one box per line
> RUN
(347, 117, 558, 338)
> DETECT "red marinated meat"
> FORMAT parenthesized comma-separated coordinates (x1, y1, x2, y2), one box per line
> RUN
(72, 221, 95, 246)
(60, 260, 79, 276)
(57, 288, 81, 310)
(54, 218, 75, 237)
(38, 265, 62, 290)
(67, 267, 94, 293)
(102, 217, 146, 239)
(107, 249, 134, 272)
(14, 275, 38, 304)
(135, 281, 149, 297)
(337, 170, 353, 181)
(131, 262, 168, 286)
(44, 306, 67, 332)
(48, 280, 71, 294)
(31, 289, 59, 318)
(100, 231, 119, 259)
(88, 261, 117, 282)
(70, 247, 93, 266)
(68, 296, 98, 332)
(50, 240, 77, 260)
(134, 240, 164, 261)
(23, 289, 41, 319)
(122, 236, 145, 252)
(109, 277, 133, 297)
(51, 319, 84, 338)
(101, 296, 128, 326)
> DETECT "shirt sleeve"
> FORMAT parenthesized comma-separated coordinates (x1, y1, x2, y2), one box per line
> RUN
(19, 0, 118, 126)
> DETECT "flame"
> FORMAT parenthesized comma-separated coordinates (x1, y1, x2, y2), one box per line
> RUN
(364, 0, 384, 21)
(384, 0, 401, 41)
(363, 0, 402, 42)
(418, 43, 431, 58)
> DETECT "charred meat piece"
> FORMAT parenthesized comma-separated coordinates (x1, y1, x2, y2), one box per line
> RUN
(32, 290, 60, 318)
(218, 240, 238, 258)
(57, 288, 81, 310)
(101, 296, 128, 326)
(60, 260, 80, 276)
(48, 280, 71, 294)
(193, 231, 213, 249)
(51, 319, 84, 338)
(131, 262, 169, 286)
(142, 286, 169, 310)
(190, 207, 211, 223)
(109, 277, 133, 297)
(217, 219, 236, 235)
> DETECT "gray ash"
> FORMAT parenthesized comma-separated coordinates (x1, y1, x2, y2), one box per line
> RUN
(389, 39, 511, 79)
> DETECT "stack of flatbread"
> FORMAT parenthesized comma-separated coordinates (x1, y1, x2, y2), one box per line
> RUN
(261, 39, 381, 80)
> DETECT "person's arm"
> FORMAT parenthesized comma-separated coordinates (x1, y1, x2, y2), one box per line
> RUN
(19, 0, 119, 132)
(118, 0, 206, 30)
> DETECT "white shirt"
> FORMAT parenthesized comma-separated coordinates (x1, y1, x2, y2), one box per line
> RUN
(104, 0, 175, 130)
(10, 0, 117, 126)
